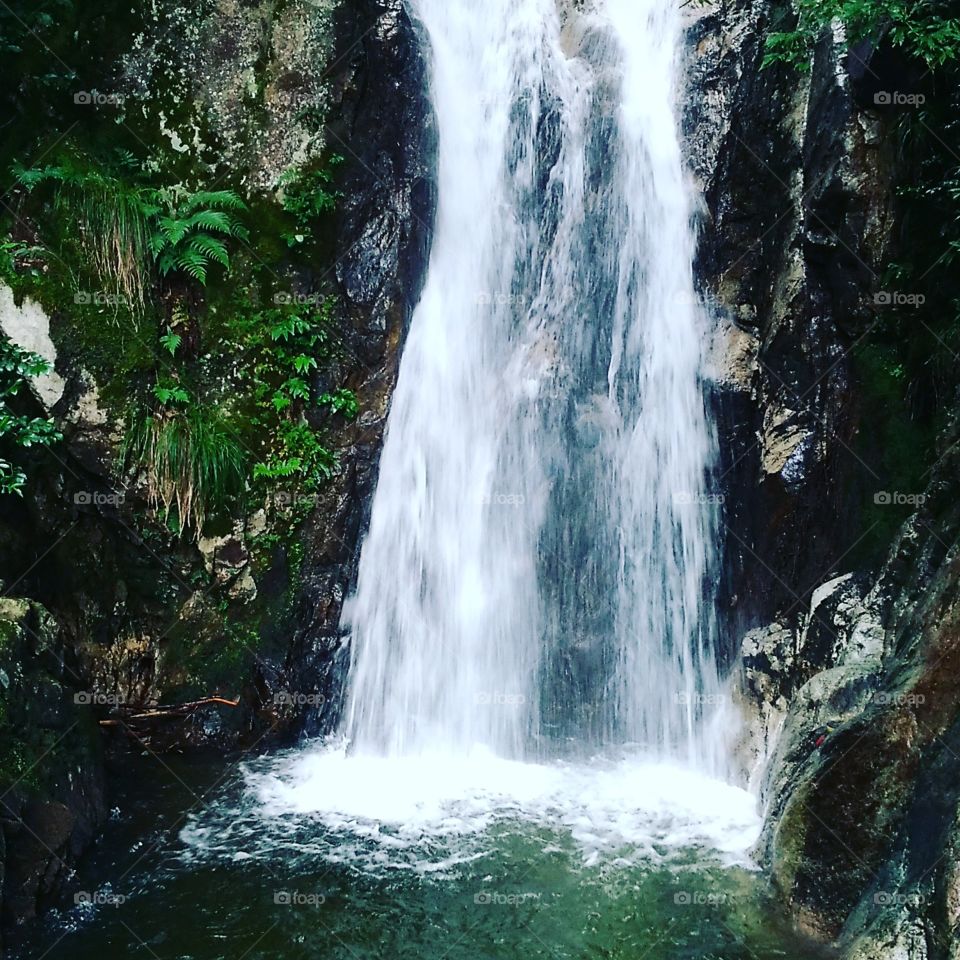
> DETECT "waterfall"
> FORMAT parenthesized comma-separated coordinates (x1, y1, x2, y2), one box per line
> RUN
(340, 0, 726, 771)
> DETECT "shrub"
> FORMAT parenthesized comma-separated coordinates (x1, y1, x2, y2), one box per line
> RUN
(764, 0, 960, 71)
(0, 337, 61, 495)
(122, 404, 246, 537)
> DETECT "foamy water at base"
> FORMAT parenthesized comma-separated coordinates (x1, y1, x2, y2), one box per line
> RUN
(180, 743, 760, 876)
(25, 752, 830, 960)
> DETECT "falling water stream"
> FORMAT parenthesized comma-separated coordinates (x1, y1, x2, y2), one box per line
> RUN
(25, 3, 832, 958)
(342, 0, 726, 768)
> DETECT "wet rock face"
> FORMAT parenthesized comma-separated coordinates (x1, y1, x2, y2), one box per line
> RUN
(681, 1, 960, 953)
(732, 440, 960, 950)
(269, 0, 437, 734)
(682, 0, 896, 635)
(0, 599, 106, 948)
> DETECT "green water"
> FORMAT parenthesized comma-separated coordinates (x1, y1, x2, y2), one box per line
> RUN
(21, 755, 832, 960)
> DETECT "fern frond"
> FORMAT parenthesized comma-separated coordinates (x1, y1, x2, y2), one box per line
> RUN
(175, 250, 208, 284)
(187, 234, 230, 269)
(158, 216, 191, 246)
(182, 190, 247, 212)
(185, 210, 233, 234)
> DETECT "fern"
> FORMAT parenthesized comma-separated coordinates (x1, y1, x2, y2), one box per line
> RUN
(147, 190, 248, 286)
(16, 154, 249, 294)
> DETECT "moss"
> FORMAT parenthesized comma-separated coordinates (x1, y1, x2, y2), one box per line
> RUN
(0, 0, 349, 736)
(848, 341, 936, 567)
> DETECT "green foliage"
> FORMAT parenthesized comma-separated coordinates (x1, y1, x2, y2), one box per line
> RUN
(121, 405, 247, 537)
(0, 238, 45, 285)
(15, 155, 249, 295)
(320, 387, 359, 419)
(764, 0, 960, 70)
(16, 154, 156, 308)
(159, 327, 182, 357)
(8, 131, 352, 536)
(153, 380, 190, 406)
(0, 337, 61, 495)
(277, 157, 344, 247)
(253, 421, 337, 484)
(148, 190, 249, 285)
(237, 301, 344, 486)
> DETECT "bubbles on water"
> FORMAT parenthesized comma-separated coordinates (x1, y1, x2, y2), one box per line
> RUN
(180, 744, 760, 879)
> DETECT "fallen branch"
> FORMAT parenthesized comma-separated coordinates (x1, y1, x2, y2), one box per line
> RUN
(98, 696, 239, 726)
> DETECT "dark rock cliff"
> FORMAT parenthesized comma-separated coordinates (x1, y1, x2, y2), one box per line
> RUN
(684, 0, 897, 645)
(683, 2, 960, 956)
(0, 0, 434, 944)
(278, 0, 436, 736)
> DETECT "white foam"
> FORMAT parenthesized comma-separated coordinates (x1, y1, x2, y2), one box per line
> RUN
(181, 743, 760, 876)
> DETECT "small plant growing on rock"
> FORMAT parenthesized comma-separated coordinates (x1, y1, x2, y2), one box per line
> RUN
(15, 155, 249, 299)
(147, 189, 249, 285)
(121, 402, 246, 538)
(0, 337, 61, 495)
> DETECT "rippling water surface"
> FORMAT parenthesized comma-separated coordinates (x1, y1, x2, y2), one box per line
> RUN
(24, 751, 832, 960)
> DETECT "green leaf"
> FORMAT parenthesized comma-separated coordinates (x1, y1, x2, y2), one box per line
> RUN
(158, 216, 191, 246)
(182, 190, 247, 213)
(154, 383, 189, 405)
(186, 210, 233, 235)
(188, 233, 230, 269)
(175, 250, 208, 284)
(160, 327, 182, 357)
(283, 377, 310, 400)
(292, 355, 317, 374)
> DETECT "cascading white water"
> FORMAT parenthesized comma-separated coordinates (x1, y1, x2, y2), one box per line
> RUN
(180, 0, 760, 879)
(341, 0, 727, 770)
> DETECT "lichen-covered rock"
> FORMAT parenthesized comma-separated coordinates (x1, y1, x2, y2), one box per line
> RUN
(120, 0, 339, 188)
(0, 287, 66, 408)
(747, 433, 960, 951)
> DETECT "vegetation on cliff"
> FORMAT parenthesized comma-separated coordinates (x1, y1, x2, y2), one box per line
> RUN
(0, 0, 357, 795)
